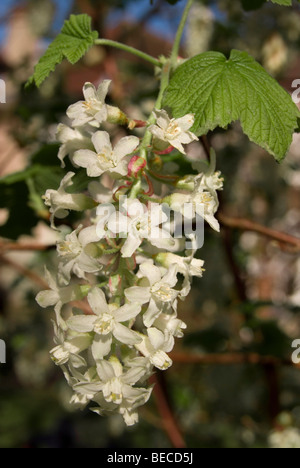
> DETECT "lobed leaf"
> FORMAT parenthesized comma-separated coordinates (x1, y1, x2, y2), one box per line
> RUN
(163, 50, 300, 162)
(26, 14, 98, 88)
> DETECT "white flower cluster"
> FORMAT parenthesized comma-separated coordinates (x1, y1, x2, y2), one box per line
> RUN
(36, 80, 223, 426)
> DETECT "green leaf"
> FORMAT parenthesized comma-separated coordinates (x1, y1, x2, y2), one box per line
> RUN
(0, 144, 97, 239)
(164, 50, 300, 162)
(0, 182, 37, 239)
(26, 14, 98, 88)
(0, 144, 66, 239)
(268, 0, 292, 5)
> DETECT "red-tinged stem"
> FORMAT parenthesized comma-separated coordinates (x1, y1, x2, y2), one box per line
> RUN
(133, 120, 147, 128)
(147, 169, 180, 182)
(113, 182, 133, 201)
(150, 372, 187, 448)
(155, 146, 175, 155)
(143, 172, 154, 196)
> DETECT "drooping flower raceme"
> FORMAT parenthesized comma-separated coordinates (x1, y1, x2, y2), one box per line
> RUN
(37, 80, 223, 426)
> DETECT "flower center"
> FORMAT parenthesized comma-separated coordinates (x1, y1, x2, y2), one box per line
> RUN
(94, 313, 113, 335)
(83, 99, 102, 115)
(97, 146, 114, 166)
(57, 240, 81, 257)
(166, 120, 181, 139)
(135, 218, 148, 233)
(151, 283, 175, 303)
(103, 378, 123, 404)
(194, 192, 213, 208)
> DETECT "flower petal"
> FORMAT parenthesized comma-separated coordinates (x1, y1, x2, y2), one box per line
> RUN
(113, 303, 141, 322)
(91, 333, 112, 360)
(67, 315, 96, 333)
(96, 359, 115, 381)
(139, 262, 161, 286)
(83, 82, 97, 101)
(113, 323, 142, 346)
(96, 80, 111, 102)
(143, 299, 160, 328)
(87, 288, 109, 316)
(113, 136, 139, 161)
(92, 131, 111, 153)
(36, 290, 58, 308)
(73, 149, 97, 169)
(147, 327, 165, 350)
(121, 234, 141, 258)
(122, 366, 146, 385)
(176, 114, 195, 131)
(153, 109, 170, 130)
(124, 287, 151, 305)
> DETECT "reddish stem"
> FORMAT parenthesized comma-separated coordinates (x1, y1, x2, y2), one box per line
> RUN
(155, 146, 175, 155)
(150, 372, 186, 448)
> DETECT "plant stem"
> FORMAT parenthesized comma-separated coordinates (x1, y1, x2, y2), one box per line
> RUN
(94, 39, 161, 68)
(170, 0, 194, 69)
(138, 62, 171, 165)
(135, 0, 194, 197)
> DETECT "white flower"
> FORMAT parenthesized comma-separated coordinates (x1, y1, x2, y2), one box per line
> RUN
(72, 356, 151, 425)
(43, 172, 95, 227)
(75, 357, 146, 401)
(50, 323, 91, 367)
(125, 261, 179, 327)
(153, 313, 187, 338)
(91, 385, 152, 426)
(36, 268, 84, 328)
(192, 149, 224, 193)
(66, 288, 142, 360)
(73, 356, 152, 426)
(62, 366, 96, 409)
(156, 252, 204, 277)
(88, 179, 114, 204)
(97, 199, 175, 258)
(57, 225, 102, 284)
(170, 188, 220, 232)
(191, 185, 220, 232)
(118, 389, 151, 426)
(135, 327, 174, 370)
(155, 252, 205, 297)
(73, 131, 139, 177)
(123, 356, 153, 383)
(56, 123, 92, 168)
(149, 109, 198, 154)
(67, 81, 110, 127)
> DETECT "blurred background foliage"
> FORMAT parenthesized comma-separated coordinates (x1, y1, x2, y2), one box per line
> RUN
(1, 0, 300, 448)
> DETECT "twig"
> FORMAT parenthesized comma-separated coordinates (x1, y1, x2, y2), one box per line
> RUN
(170, 351, 300, 369)
(218, 213, 300, 252)
(0, 240, 54, 252)
(0, 255, 48, 288)
(150, 372, 187, 448)
(263, 363, 280, 424)
(221, 226, 247, 302)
